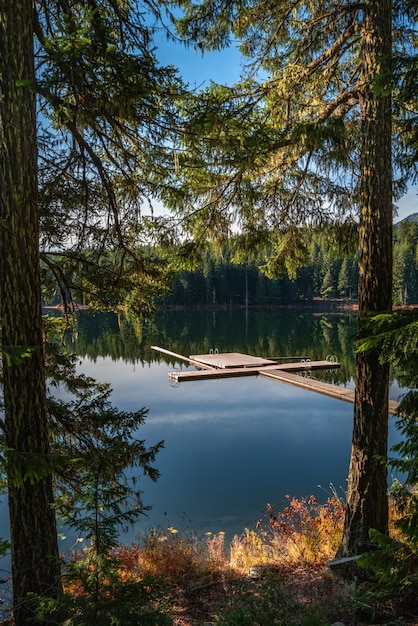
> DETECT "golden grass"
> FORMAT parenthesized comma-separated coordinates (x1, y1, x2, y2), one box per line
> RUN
(59, 494, 418, 626)
(76, 495, 343, 588)
(230, 495, 345, 573)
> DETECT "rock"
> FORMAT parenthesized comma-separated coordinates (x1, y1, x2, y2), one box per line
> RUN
(248, 565, 265, 578)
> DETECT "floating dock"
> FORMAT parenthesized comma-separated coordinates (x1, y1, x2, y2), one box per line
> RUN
(151, 347, 400, 415)
(260, 369, 400, 415)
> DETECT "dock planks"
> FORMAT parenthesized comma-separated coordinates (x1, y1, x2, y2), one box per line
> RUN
(167, 359, 340, 381)
(189, 352, 277, 369)
(260, 369, 400, 415)
(152, 347, 400, 415)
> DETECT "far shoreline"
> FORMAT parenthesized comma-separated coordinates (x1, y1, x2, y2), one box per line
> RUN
(43, 298, 418, 315)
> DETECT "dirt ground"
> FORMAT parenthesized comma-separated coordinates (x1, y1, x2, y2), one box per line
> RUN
(171, 564, 418, 626)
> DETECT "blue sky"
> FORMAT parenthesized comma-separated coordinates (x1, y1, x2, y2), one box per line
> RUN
(395, 188, 418, 221)
(156, 37, 244, 88)
(153, 35, 417, 222)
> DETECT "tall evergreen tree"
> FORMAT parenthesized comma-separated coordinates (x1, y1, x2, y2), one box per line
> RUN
(338, 0, 393, 555)
(338, 258, 351, 298)
(159, 0, 415, 554)
(0, 2, 63, 623)
(1, 1, 185, 622)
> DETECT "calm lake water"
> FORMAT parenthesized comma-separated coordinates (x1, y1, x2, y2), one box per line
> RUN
(62, 309, 405, 541)
(0, 308, 406, 583)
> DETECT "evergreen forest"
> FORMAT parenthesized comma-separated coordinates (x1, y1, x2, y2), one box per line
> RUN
(161, 218, 418, 308)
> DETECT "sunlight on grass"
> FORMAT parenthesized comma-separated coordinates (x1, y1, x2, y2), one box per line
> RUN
(59, 492, 418, 625)
(74, 494, 344, 590)
(228, 495, 345, 574)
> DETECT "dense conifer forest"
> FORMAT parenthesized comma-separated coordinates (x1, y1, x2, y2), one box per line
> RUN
(160, 218, 418, 308)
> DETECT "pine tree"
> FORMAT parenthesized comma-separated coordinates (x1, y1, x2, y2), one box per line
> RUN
(1, 3, 63, 622)
(159, 0, 409, 554)
(1, 1, 185, 622)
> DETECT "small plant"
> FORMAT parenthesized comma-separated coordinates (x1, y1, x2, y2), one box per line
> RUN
(32, 560, 171, 626)
(22, 342, 171, 625)
(300, 601, 330, 626)
(139, 527, 205, 583)
(206, 530, 227, 568)
(230, 529, 275, 572)
(258, 495, 345, 568)
(136, 526, 229, 588)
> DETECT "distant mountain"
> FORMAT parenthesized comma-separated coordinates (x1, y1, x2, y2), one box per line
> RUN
(395, 212, 418, 226)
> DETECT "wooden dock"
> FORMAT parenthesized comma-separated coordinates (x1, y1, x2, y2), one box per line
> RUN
(151, 347, 400, 415)
(260, 369, 400, 415)
(189, 352, 277, 369)
(167, 360, 340, 382)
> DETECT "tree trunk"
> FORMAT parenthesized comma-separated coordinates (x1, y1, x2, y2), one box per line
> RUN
(337, 0, 393, 557)
(0, 1, 62, 622)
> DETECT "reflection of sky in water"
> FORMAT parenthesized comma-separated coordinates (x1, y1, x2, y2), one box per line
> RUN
(0, 353, 408, 592)
(71, 357, 400, 542)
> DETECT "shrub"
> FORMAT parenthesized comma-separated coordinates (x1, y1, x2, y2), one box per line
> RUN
(258, 495, 345, 568)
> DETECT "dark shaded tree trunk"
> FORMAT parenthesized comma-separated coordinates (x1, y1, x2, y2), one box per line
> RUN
(0, 0, 62, 623)
(338, 0, 393, 557)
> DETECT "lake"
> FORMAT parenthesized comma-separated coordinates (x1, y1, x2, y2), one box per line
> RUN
(0, 308, 406, 577)
(61, 308, 404, 541)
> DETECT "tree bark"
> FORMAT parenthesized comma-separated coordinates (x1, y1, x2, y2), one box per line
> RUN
(338, 0, 393, 556)
(0, 0, 62, 622)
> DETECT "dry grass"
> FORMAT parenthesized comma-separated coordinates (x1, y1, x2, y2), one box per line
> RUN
(111, 528, 231, 592)
(227, 495, 345, 575)
(99, 497, 348, 624)
(60, 495, 418, 625)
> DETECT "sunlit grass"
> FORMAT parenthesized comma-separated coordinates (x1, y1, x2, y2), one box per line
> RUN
(60, 493, 418, 625)
(64, 495, 346, 593)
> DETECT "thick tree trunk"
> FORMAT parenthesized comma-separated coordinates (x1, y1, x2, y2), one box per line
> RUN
(337, 0, 393, 556)
(0, 1, 62, 623)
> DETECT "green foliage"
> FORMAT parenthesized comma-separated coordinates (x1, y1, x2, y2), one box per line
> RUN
(0, 534, 10, 595)
(393, 220, 418, 305)
(0, 345, 37, 367)
(0, 537, 9, 558)
(44, 345, 163, 552)
(35, 0, 187, 314)
(356, 309, 418, 598)
(164, 229, 352, 307)
(26, 573, 171, 625)
(1, 315, 166, 617)
(356, 309, 418, 375)
(300, 602, 330, 626)
(156, 220, 418, 307)
(261, 228, 309, 280)
(358, 432, 418, 594)
(159, 0, 410, 253)
(360, 508, 418, 590)
(41, 248, 175, 316)
(17, 326, 168, 624)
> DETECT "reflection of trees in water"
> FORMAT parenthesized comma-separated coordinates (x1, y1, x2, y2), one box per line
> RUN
(64, 310, 359, 384)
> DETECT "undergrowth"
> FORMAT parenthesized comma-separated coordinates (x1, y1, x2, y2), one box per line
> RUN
(19, 491, 417, 624)
(53, 496, 348, 625)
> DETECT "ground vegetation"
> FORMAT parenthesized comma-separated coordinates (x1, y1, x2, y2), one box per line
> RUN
(2, 490, 415, 625)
